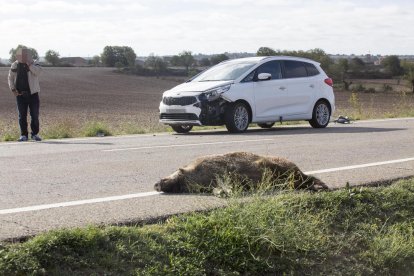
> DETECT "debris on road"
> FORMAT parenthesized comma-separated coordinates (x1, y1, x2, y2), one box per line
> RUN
(334, 115, 353, 124)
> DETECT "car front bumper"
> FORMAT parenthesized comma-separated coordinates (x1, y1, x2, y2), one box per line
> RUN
(159, 102, 203, 126)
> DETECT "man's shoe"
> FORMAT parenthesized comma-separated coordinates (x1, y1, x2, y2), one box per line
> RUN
(31, 134, 42, 141)
(18, 135, 28, 142)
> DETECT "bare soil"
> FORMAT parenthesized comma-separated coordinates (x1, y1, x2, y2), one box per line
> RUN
(0, 67, 184, 135)
(1, 67, 413, 138)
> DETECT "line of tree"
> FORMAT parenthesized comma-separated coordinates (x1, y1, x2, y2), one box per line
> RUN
(5, 44, 414, 92)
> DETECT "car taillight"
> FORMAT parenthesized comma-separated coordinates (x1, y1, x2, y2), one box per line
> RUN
(324, 78, 333, 87)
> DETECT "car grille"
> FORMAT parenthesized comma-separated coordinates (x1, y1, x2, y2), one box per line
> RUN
(160, 113, 199, 121)
(163, 96, 197, 106)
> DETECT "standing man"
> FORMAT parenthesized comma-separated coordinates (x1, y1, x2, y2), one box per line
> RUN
(8, 47, 43, 142)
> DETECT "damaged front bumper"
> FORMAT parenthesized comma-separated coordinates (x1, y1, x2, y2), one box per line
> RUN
(159, 94, 229, 126)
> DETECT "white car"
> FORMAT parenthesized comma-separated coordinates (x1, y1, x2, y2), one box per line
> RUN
(159, 56, 335, 133)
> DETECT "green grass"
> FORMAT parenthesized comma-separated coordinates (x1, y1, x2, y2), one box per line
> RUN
(1, 178, 414, 275)
(42, 120, 76, 139)
(82, 121, 112, 137)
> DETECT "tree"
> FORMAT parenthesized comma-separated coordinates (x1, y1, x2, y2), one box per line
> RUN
(90, 55, 101, 66)
(349, 57, 365, 73)
(382, 55, 403, 76)
(256, 47, 277, 56)
(45, 50, 60, 66)
(199, 57, 211, 67)
(337, 58, 350, 90)
(170, 51, 195, 75)
(145, 54, 167, 77)
(405, 68, 414, 93)
(402, 61, 414, 93)
(169, 55, 181, 67)
(210, 54, 229, 65)
(9, 45, 39, 62)
(329, 58, 351, 90)
(123, 47, 137, 67)
(101, 46, 137, 67)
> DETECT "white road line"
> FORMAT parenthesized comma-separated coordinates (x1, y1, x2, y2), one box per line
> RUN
(1, 157, 413, 215)
(0, 191, 162, 215)
(102, 138, 277, 152)
(305, 157, 414, 174)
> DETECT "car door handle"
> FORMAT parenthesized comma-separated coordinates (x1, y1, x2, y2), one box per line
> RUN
(279, 86, 286, 91)
(309, 84, 315, 88)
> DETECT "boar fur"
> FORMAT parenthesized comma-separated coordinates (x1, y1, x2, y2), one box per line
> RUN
(154, 152, 328, 194)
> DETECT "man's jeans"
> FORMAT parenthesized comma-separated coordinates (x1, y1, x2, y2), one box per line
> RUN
(16, 92, 40, 136)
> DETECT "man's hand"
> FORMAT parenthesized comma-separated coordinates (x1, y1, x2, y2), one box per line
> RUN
(12, 89, 21, 96)
(26, 61, 33, 71)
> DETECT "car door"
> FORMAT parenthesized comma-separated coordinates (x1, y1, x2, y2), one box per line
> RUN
(281, 60, 316, 117)
(253, 60, 289, 119)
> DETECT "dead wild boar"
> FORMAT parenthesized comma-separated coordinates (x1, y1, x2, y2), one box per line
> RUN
(154, 152, 328, 194)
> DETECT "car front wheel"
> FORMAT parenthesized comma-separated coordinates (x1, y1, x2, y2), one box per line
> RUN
(225, 102, 250, 133)
(171, 125, 193, 133)
(309, 100, 331, 128)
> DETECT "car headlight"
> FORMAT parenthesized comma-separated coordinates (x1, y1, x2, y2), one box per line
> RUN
(202, 84, 231, 101)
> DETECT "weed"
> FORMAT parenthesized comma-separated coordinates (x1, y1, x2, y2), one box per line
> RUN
(348, 92, 363, 119)
(2, 178, 414, 274)
(82, 121, 112, 137)
(2, 131, 19, 142)
(42, 120, 76, 139)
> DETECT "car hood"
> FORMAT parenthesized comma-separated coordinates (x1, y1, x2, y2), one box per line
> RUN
(164, 80, 233, 97)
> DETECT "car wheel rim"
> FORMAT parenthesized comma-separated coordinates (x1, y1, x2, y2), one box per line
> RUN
(234, 106, 249, 130)
(316, 103, 330, 125)
(181, 125, 191, 130)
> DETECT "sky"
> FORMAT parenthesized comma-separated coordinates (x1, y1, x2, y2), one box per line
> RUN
(0, 0, 413, 59)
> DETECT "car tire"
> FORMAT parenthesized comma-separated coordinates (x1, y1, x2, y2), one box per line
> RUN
(171, 125, 193, 133)
(309, 100, 331, 128)
(225, 102, 250, 133)
(257, 122, 275, 129)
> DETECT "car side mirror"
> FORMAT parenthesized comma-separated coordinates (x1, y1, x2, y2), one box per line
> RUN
(258, 73, 272, 81)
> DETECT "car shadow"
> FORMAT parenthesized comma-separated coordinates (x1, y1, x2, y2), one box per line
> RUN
(180, 126, 406, 136)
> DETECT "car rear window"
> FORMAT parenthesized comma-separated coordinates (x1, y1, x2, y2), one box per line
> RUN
(304, 62, 320, 76)
(283, 60, 308, 78)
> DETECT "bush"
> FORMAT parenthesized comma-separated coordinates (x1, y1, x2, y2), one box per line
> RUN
(383, 84, 393, 92)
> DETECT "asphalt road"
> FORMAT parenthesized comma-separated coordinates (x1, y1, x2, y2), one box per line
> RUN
(1, 118, 414, 241)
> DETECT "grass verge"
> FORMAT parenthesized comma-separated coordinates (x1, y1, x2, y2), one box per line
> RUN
(1, 178, 414, 275)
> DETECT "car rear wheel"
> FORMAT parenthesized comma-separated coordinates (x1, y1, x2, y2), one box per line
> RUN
(225, 102, 250, 133)
(257, 122, 275, 129)
(309, 100, 331, 128)
(171, 125, 193, 133)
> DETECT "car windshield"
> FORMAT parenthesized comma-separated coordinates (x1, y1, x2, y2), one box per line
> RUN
(192, 61, 256, 82)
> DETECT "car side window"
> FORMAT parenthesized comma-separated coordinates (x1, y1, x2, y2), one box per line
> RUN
(241, 70, 256, 82)
(304, 62, 320, 76)
(256, 61, 282, 80)
(283, 61, 308, 78)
